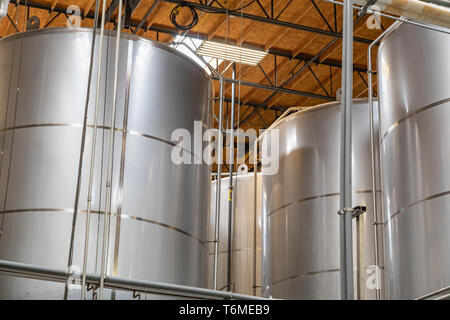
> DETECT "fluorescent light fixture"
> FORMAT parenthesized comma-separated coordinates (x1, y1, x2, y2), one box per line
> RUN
(196, 41, 267, 66)
(171, 35, 223, 75)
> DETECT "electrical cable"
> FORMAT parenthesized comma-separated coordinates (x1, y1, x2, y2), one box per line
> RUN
(170, 0, 258, 31)
(170, 2, 199, 31)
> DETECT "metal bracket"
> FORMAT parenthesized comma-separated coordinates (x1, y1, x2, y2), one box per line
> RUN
(351, 206, 367, 218)
(26, 16, 40, 30)
(87, 283, 98, 300)
(133, 290, 142, 300)
(337, 206, 367, 218)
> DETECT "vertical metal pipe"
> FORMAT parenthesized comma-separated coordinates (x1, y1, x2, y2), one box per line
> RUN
(367, 40, 380, 302)
(339, 0, 354, 300)
(226, 64, 236, 291)
(213, 75, 224, 291)
(356, 215, 365, 300)
(79, 0, 105, 300)
(65, 0, 102, 300)
(99, 0, 123, 299)
(111, 38, 134, 301)
(252, 140, 258, 297)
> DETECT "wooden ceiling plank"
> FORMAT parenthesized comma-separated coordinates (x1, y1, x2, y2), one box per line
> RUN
(51, 0, 60, 10)
(139, 0, 163, 34)
(5, 5, 20, 35)
(285, 49, 368, 108)
(206, 0, 242, 40)
(0, 5, 15, 36)
(238, 3, 339, 105)
(315, 14, 368, 64)
(246, 8, 367, 113)
(264, 3, 314, 50)
(84, 0, 96, 16)
(235, 0, 292, 46)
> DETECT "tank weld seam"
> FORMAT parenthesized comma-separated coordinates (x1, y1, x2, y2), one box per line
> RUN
(271, 268, 341, 286)
(0, 122, 206, 161)
(267, 193, 340, 217)
(0, 208, 207, 247)
(385, 190, 450, 225)
(267, 189, 380, 217)
(381, 97, 450, 143)
(206, 247, 261, 255)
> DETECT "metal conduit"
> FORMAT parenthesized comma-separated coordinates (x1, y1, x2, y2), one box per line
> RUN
(226, 64, 236, 292)
(80, 0, 106, 300)
(0, 260, 267, 300)
(99, 0, 123, 299)
(339, 0, 354, 300)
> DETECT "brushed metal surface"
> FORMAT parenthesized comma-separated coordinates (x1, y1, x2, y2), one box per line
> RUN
(0, 29, 212, 299)
(207, 174, 262, 295)
(378, 23, 450, 300)
(261, 100, 383, 300)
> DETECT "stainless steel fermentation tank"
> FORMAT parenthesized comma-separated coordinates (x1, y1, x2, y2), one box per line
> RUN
(378, 23, 450, 299)
(207, 174, 262, 295)
(0, 29, 212, 299)
(261, 100, 383, 299)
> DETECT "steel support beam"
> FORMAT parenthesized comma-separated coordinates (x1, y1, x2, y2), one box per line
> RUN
(309, 0, 334, 32)
(211, 76, 335, 102)
(105, 0, 119, 21)
(212, 98, 287, 113)
(3, 1, 369, 74)
(133, 0, 159, 34)
(161, 0, 373, 44)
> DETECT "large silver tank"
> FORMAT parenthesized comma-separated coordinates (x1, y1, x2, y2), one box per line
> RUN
(378, 23, 450, 299)
(0, 29, 212, 299)
(207, 174, 262, 295)
(261, 100, 383, 299)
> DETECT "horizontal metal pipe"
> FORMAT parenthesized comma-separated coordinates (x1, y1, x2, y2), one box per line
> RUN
(324, 0, 450, 34)
(354, 0, 450, 28)
(416, 286, 450, 300)
(0, 259, 267, 300)
(212, 97, 287, 112)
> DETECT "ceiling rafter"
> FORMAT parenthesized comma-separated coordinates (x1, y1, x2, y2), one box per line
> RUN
(161, 0, 374, 44)
(237, 7, 377, 127)
(0, 0, 391, 138)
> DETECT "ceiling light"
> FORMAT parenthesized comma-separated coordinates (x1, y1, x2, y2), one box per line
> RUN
(196, 41, 267, 66)
(172, 35, 223, 75)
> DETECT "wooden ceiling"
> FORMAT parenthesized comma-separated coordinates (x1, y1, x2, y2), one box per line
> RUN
(0, 0, 392, 145)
